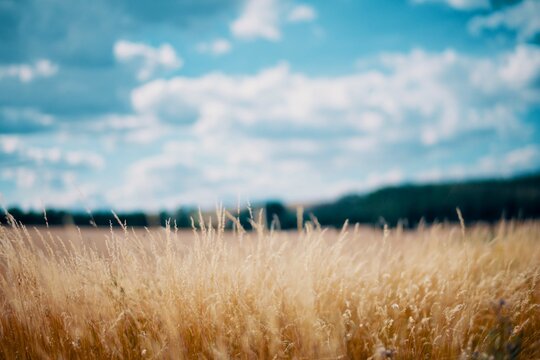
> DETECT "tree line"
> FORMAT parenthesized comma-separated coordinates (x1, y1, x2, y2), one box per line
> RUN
(2, 172, 540, 228)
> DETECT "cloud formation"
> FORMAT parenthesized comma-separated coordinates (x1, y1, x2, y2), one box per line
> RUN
(0, 60, 58, 83)
(0, 136, 104, 170)
(197, 39, 233, 55)
(131, 46, 539, 145)
(231, 0, 282, 41)
(287, 4, 317, 23)
(469, 0, 540, 41)
(114, 41, 183, 81)
(230, 0, 317, 41)
(0, 108, 55, 134)
(411, 0, 490, 10)
(106, 44, 540, 208)
(0, 0, 237, 119)
(0, 0, 237, 64)
(1, 0, 539, 210)
(0, 132, 108, 208)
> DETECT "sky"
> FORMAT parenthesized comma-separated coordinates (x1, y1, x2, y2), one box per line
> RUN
(0, 0, 539, 211)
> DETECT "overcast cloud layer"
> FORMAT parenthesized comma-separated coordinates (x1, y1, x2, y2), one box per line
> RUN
(0, 0, 539, 210)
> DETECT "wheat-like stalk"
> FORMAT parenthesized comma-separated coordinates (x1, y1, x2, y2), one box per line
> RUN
(0, 215, 539, 359)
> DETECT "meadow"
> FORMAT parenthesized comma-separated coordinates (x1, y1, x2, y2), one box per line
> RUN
(0, 209, 539, 359)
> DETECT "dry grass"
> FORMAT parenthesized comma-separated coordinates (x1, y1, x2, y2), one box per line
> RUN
(0, 210, 539, 359)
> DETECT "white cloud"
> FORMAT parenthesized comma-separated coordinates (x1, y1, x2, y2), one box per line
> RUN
(287, 4, 317, 23)
(499, 44, 540, 87)
(109, 45, 540, 207)
(0, 59, 58, 83)
(0, 139, 106, 208)
(64, 151, 105, 169)
(469, 0, 540, 41)
(1, 168, 37, 189)
(0, 136, 20, 153)
(1, 107, 54, 125)
(414, 144, 540, 184)
(0, 139, 105, 170)
(105, 141, 202, 210)
(197, 38, 232, 55)
(113, 40, 183, 81)
(469, 44, 540, 93)
(231, 0, 281, 41)
(478, 145, 540, 175)
(411, 0, 490, 10)
(106, 136, 329, 210)
(503, 145, 540, 169)
(132, 46, 539, 147)
(0, 166, 100, 209)
(230, 0, 318, 41)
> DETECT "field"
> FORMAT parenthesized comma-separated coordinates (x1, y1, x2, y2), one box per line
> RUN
(0, 211, 539, 359)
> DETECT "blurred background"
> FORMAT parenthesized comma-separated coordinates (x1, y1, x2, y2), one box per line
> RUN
(0, 0, 539, 226)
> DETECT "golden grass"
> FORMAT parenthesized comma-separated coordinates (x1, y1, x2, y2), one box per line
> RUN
(0, 211, 539, 359)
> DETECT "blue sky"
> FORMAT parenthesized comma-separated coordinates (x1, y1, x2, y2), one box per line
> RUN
(0, 0, 539, 210)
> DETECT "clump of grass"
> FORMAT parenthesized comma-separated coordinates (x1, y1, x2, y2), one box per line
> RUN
(0, 210, 539, 359)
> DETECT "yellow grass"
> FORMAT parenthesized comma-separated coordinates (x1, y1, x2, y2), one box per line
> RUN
(0, 211, 539, 359)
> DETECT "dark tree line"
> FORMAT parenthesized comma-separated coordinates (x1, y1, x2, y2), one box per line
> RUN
(1, 209, 155, 228)
(309, 172, 540, 228)
(2, 172, 540, 228)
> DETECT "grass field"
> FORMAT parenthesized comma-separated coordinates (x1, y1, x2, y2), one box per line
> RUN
(0, 210, 539, 359)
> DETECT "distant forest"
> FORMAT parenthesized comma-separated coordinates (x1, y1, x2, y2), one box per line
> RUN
(3, 172, 540, 229)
